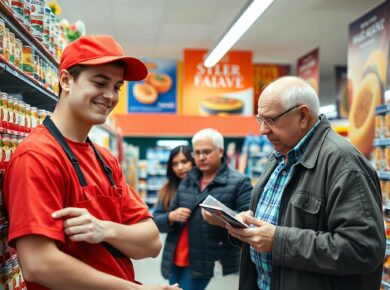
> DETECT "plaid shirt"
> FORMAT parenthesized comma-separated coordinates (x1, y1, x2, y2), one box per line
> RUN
(250, 120, 320, 290)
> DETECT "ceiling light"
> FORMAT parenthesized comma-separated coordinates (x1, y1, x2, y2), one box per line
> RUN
(204, 0, 274, 68)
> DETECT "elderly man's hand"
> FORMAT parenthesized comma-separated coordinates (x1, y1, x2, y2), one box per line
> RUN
(201, 208, 226, 228)
(226, 215, 276, 253)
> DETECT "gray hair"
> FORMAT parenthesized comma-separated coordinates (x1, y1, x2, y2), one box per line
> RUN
(265, 76, 320, 117)
(192, 128, 224, 150)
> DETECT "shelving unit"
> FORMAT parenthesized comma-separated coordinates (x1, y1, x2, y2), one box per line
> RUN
(0, 2, 59, 110)
(372, 104, 390, 289)
(0, 4, 61, 288)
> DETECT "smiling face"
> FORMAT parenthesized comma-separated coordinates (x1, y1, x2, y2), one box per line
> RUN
(61, 63, 124, 126)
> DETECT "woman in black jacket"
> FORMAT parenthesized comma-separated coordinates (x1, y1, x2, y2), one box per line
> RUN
(154, 145, 195, 287)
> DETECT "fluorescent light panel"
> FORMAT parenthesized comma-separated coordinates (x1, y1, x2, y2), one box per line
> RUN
(204, 0, 274, 68)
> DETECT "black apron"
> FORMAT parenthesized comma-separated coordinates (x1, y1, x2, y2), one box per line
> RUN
(43, 116, 125, 258)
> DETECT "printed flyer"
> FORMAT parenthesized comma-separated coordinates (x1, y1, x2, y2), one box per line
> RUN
(183, 49, 253, 116)
(128, 58, 177, 113)
(347, 1, 389, 157)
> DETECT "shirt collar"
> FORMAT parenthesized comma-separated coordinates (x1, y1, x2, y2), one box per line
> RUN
(273, 118, 321, 164)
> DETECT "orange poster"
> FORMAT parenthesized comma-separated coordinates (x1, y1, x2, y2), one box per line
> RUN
(347, 1, 389, 157)
(182, 49, 253, 116)
(297, 48, 320, 94)
(253, 64, 290, 114)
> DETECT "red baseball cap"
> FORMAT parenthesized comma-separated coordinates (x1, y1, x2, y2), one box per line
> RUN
(59, 35, 147, 81)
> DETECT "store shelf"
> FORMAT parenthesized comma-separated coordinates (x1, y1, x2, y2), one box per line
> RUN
(378, 171, 390, 180)
(376, 104, 390, 115)
(0, 57, 58, 110)
(0, 2, 58, 66)
(374, 139, 390, 147)
(114, 114, 259, 137)
(383, 281, 390, 290)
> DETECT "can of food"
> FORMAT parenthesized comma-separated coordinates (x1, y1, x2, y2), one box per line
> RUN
(23, 0, 32, 32)
(8, 32, 15, 64)
(22, 45, 33, 75)
(42, 6, 50, 48)
(0, 93, 8, 126)
(2, 134, 10, 162)
(375, 115, 385, 139)
(25, 103, 30, 129)
(11, 0, 24, 23)
(374, 146, 385, 171)
(0, 19, 5, 56)
(49, 11, 55, 55)
(33, 53, 40, 81)
(4, 28, 9, 60)
(37, 109, 46, 125)
(30, 106, 38, 128)
(14, 39, 22, 69)
(30, 0, 44, 41)
(385, 112, 390, 138)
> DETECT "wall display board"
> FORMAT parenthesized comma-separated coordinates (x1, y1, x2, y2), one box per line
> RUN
(335, 66, 348, 119)
(297, 48, 320, 94)
(182, 49, 253, 116)
(347, 0, 390, 158)
(253, 64, 290, 114)
(128, 58, 177, 113)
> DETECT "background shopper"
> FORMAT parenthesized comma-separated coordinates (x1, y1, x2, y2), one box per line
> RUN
(227, 76, 385, 290)
(4, 35, 181, 290)
(159, 128, 252, 290)
(154, 146, 196, 284)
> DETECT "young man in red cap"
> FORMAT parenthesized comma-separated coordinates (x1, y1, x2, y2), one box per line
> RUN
(4, 35, 181, 290)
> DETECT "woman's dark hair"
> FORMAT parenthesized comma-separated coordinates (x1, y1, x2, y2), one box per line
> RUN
(158, 145, 195, 211)
(58, 61, 125, 98)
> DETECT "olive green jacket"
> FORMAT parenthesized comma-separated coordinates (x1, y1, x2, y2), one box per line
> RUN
(239, 116, 385, 290)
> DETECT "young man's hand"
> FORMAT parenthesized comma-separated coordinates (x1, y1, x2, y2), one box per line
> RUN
(52, 207, 108, 243)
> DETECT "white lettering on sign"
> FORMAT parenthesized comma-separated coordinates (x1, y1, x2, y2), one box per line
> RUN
(194, 63, 244, 89)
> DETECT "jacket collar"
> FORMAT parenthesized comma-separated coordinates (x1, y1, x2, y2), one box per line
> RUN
(265, 115, 331, 169)
(188, 158, 229, 185)
(298, 115, 331, 169)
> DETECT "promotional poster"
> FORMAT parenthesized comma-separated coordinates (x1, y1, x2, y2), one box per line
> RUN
(182, 49, 253, 116)
(128, 58, 177, 113)
(347, 1, 389, 157)
(253, 64, 290, 114)
(297, 48, 320, 94)
(335, 66, 348, 119)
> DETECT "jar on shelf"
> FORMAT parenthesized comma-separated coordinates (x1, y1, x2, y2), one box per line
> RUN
(0, 19, 5, 56)
(4, 27, 9, 61)
(374, 146, 385, 171)
(30, 0, 44, 41)
(30, 107, 38, 128)
(8, 32, 15, 64)
(37, 109, 46, 125)
(22, 45, 34, 76)
(23, 0, 32, 33)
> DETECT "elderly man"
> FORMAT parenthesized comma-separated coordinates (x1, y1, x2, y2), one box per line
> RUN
(227, 76, 385, 290)
(162, 128, 253, 290)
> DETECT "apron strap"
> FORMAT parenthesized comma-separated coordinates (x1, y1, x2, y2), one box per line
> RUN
(43, 116, 88, 187)
(43, 116, 125, 259)
(88, 139, 116, 188)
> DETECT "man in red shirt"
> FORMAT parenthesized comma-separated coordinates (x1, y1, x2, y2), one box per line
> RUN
(4, 35, 181, 290)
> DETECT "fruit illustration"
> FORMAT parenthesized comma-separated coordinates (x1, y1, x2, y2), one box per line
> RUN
(145, 72, 172, 93)
(349, 72, 382, 157)
(133, 83, 158, 104)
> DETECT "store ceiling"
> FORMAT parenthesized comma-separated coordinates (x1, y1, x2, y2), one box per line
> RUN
(58, 0, 383, 103)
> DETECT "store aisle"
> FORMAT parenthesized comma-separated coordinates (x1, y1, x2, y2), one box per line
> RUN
(133, 234, 239, 290)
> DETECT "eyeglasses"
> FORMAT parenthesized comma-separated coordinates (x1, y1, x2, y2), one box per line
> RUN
(192, 149, 215, 158)
(255, 105, 301, 127)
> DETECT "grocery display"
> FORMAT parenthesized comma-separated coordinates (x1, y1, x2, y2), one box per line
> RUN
(373, 103, 390, 290)
(0, 1, 62, 288)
